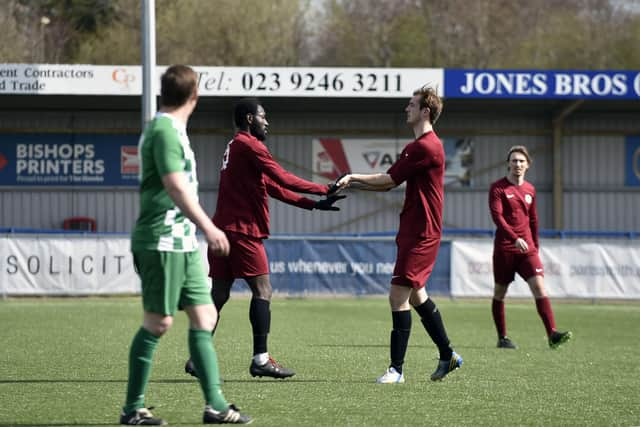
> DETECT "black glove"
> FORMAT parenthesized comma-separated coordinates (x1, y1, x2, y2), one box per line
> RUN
(314, 194, 346, 211)
(327, 173, 348, 196)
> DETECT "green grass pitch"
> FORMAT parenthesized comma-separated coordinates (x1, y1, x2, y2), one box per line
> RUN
(1, 297, 639, 426)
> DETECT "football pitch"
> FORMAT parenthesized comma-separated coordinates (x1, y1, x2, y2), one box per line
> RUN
(1, 297, 638, 426)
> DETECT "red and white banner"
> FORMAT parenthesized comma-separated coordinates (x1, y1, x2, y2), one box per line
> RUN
(451, 239, 640, 299)
(312, 137, 473, 186)
(313, 138, 402, 180)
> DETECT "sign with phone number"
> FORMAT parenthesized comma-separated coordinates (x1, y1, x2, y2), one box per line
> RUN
(0, 64, 443, 98)
(195, 67, 443, 98)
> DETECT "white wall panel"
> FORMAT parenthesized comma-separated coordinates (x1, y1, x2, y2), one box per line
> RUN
(562, 135, 625, 187)
(1, 107, 638, 233)
(564, 191, 640, 231)
(566, 113, 640, 132)
(0, 189, 138, 232)
(191, 134, 228, 186)
(443, 190, 553, 230)
(437, 112, 550, 132)
(468, 135, 552, 188)
(269, 188, 403, 235)
(0, 191, 70, 229)
(0, 111, 138, 130)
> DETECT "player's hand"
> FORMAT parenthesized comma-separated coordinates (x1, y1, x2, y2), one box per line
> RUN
(206, 227, 230, 256)
(314, 194, 347, 211)
(327, 173, 351, 196)
(515, 238, 528, 253)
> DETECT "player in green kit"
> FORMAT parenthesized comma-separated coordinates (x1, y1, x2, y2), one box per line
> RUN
(121, 65, 252, 425)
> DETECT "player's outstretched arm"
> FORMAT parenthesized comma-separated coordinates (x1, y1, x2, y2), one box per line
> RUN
(252, 143, 328, 196)
(161, 172, 230, 256)
(265, 176, 345, 212)
(332, 173, 396, 193)
(313, 194, 347, 211)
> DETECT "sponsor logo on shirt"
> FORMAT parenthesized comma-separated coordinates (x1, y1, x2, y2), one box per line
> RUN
(535, 268, 543, 273)
(506, 194, 515, 198)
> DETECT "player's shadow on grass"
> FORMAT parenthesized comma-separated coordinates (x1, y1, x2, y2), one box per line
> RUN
(308, 343, 396, 348)
(214, 378, 382, 384)
(311, 343, 506, 351)
(0, 379, 127, 384)
(311, 343, 512, 350)
(0, 378, 332, 385)
(0, 379, 197, 384)
(0, 423, 113, 426)
(221, 378, 333, 383)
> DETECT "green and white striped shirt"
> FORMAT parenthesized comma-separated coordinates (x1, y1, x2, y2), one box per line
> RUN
(131, 113, 199, 252)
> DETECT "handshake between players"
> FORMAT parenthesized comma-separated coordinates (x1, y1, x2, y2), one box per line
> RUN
(328, 172, 399, 196)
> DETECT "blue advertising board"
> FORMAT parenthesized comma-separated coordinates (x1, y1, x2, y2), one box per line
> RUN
(625, 136, 640, 186)
(444, 69, 640, 99)
(0, 133, 140, 186)
(263, 238, 451, 295)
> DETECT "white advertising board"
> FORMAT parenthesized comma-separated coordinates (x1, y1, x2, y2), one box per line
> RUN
(0, 235, 138, 295)
(0, 236, 210, 296)
(451, 238, 640, 299)
(0, 64, 443, 98)
(3, 235, 639, 298)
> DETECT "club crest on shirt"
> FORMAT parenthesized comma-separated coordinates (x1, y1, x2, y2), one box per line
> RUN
(525, 194, 532, 204)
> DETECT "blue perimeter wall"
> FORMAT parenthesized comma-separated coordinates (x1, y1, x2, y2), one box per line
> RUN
(264, 237, 450, 295)
(247, 228, 639, 295)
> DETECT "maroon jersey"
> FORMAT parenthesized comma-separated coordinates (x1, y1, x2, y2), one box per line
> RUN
(387, 131, 444, 239)
(489, 177, 539, 254)
(213, 131, 326, 238)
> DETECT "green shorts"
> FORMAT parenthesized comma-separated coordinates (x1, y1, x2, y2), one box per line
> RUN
(133, 250, 212, 315)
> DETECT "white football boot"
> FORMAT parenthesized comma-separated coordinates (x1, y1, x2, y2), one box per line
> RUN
(376, 366, 405, 384)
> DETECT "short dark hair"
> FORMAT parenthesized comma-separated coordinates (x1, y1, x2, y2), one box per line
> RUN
(233, 97, 261, 128)
(160, 65, 198, 108)
(413, 85, 443, 124)
(507, 145, 532, 164)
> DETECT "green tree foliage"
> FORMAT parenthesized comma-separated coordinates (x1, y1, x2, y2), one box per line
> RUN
(507, 0, 638, 69)
(153, 0, 310, 66)
(72, 0, 139, 65)
(0, 1, 32, 62)
(423, 0, 535, 68)
(0, 0, 638, 69)
(313, 0, 640, 69)
(74, 0, 311, 66)
(312, 0, 432, 66)
(7, 0, 120, 62)
(615, 14, 640, 67)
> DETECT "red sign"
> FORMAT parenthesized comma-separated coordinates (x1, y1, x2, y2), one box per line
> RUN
(120, 146, 139, 175)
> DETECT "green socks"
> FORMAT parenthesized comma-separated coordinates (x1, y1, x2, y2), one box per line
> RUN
(123, 327, 159, 414)
(123, 327, 228, 414)
(189, 329, 228, 411)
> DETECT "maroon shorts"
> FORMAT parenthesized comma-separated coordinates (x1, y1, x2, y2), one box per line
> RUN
(208, 231, 269, 279)
(492, 250, 544, 285)
(391, 236, 441, 289)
